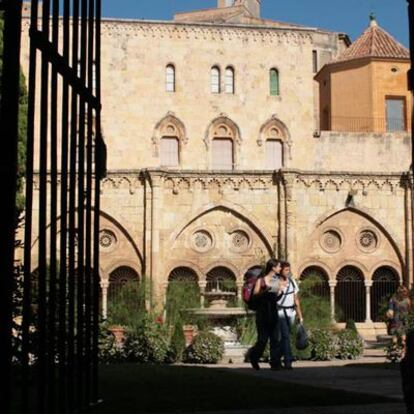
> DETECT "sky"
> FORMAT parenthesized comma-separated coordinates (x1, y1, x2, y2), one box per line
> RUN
(101, 0, 410, 46)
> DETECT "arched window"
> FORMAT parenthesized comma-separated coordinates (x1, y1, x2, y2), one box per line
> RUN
(160, 137, 179, 167)
(211, 66, 221, 94)
(166, 64, 175, 92)
(167, 267, 201, 315)
(265, 139, 283, 169)
(300, 266, 330, 298)
(269, 68, 279, 96)
(212, 138, 234, 170)
(335, 266, 365, 322)
(225, 66, 235, 94)
(108, 266, 140, 306)
(371, 267, 400, 322)
(206, 267, 236, 293)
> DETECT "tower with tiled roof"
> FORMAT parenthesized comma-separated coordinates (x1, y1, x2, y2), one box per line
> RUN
(315, 15, 411, 133)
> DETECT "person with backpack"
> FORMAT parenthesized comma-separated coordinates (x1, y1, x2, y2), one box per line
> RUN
(274, 261, 303, 370)
(247, 258, 282, 370)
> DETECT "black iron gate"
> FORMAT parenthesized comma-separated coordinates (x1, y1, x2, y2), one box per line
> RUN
(371, 267, 399, 322)
(1, 0, 105, 413)
(335, 266, 366, 323)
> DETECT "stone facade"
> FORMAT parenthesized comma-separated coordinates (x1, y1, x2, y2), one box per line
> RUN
(20, 1, 413, 337)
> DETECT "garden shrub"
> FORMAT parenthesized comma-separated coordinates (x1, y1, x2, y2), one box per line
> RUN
(345, 319, 358, 334)
(299, 276, 332, 330)
(107, 281, 147, 328)
(166, 321, 186, 363)
(237, 315, 256, 346)
(98, 324, 125, 363)
(310, 329, 337, 361)
(124, 316, 169, 363)
(184, 331, 224, 364)
(336, 329, 364, 360)
(165, 281, 201, 327)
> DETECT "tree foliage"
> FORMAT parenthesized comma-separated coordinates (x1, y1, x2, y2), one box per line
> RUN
(0, 12, 28, 219)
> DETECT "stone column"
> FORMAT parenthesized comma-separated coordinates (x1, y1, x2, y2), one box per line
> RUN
(329, 280, 337, 322)
(100, 280, 109, 320)
(278, 175, 286, 259)
(284, 174, 296, 263)
(237, 281, 244, 305)
(150, 173, 163, 310)
(365, 280, 373, 323)
(199, 281, 207, 308)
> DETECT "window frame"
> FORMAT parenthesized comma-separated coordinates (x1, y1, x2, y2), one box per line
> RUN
(265, 139, 284, 170)
(211, 66, 221, 94)
(385, 95, 406, 132)
(166, 64, 176, 93)
(211, 137, 234, 170)
(225, 66, 235, 94)
(160, 136, 180, 167)
(269, 68, 280, 96)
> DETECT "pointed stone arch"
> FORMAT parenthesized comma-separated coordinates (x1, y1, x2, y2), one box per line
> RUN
(204, 115, 242, 169)
(316, 206, 404, 271)
(258, 114, 292, 163)
(152, 112, 188, 157)
(170, 200, 274, 255)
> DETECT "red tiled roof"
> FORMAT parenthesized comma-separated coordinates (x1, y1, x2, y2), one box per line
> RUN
(336, 19, 409, 62)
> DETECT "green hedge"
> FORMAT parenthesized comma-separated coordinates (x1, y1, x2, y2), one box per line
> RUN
(184, 331, 224, 364)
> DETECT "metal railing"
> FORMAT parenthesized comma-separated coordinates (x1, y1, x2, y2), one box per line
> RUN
(1, 1, 106, 413)
(322, 116, 410, 133)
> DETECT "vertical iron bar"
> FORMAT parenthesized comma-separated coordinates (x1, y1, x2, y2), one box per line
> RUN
(76, 0, 88, 408)
(48, 0, 60, 411)
(38, 1, 51, 412)
(0, 1, 23, 412)
(22, 0, 39, 411)
(68, 0, 80, 410)
(85, 0, 95, 405)
(59, 0, 71, 411)
(92, 0, 102, 404)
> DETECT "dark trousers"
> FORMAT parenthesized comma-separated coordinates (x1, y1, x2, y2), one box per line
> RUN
(274, 314, 294, 366)
(249, 312, 280, 367)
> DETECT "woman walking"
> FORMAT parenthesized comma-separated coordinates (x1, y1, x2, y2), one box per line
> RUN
(387, 285, 412, 350)
(249, 258, 282, 370)
(274, 261, 303, 370)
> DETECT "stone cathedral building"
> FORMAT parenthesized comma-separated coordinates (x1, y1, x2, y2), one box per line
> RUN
(21, 0, 413, 337)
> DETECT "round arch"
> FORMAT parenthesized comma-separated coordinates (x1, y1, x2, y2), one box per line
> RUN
(108, 266, 140, 304)
(335, 265, 366, 323)
(371, 266, 400, 322)
(206, 266, 237, 294)
(300, 266, 330, 299)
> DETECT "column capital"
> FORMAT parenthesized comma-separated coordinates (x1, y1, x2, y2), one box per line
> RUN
(328, 280, 337, 288)
(364, 280, 373, 288)
(198, 281, 207, 289)
(100, 280, 109, 289)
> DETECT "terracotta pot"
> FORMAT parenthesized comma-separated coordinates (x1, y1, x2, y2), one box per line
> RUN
(109, 326, 126, 345)
(183, 325, 196, 346)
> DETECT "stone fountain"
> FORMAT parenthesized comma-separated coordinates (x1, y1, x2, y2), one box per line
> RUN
(186, 283, 253, 363)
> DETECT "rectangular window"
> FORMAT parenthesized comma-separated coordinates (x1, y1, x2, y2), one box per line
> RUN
(386, 97, 405, 132)
(160, 137, 179, 167)
(212, 138, 233, 170)
(265, 140, 283, 170)
(166, 66, 175, 92)
(312, 50, 318, 73)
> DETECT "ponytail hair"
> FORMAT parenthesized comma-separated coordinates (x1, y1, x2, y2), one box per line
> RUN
(261, 258, 280, 277)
